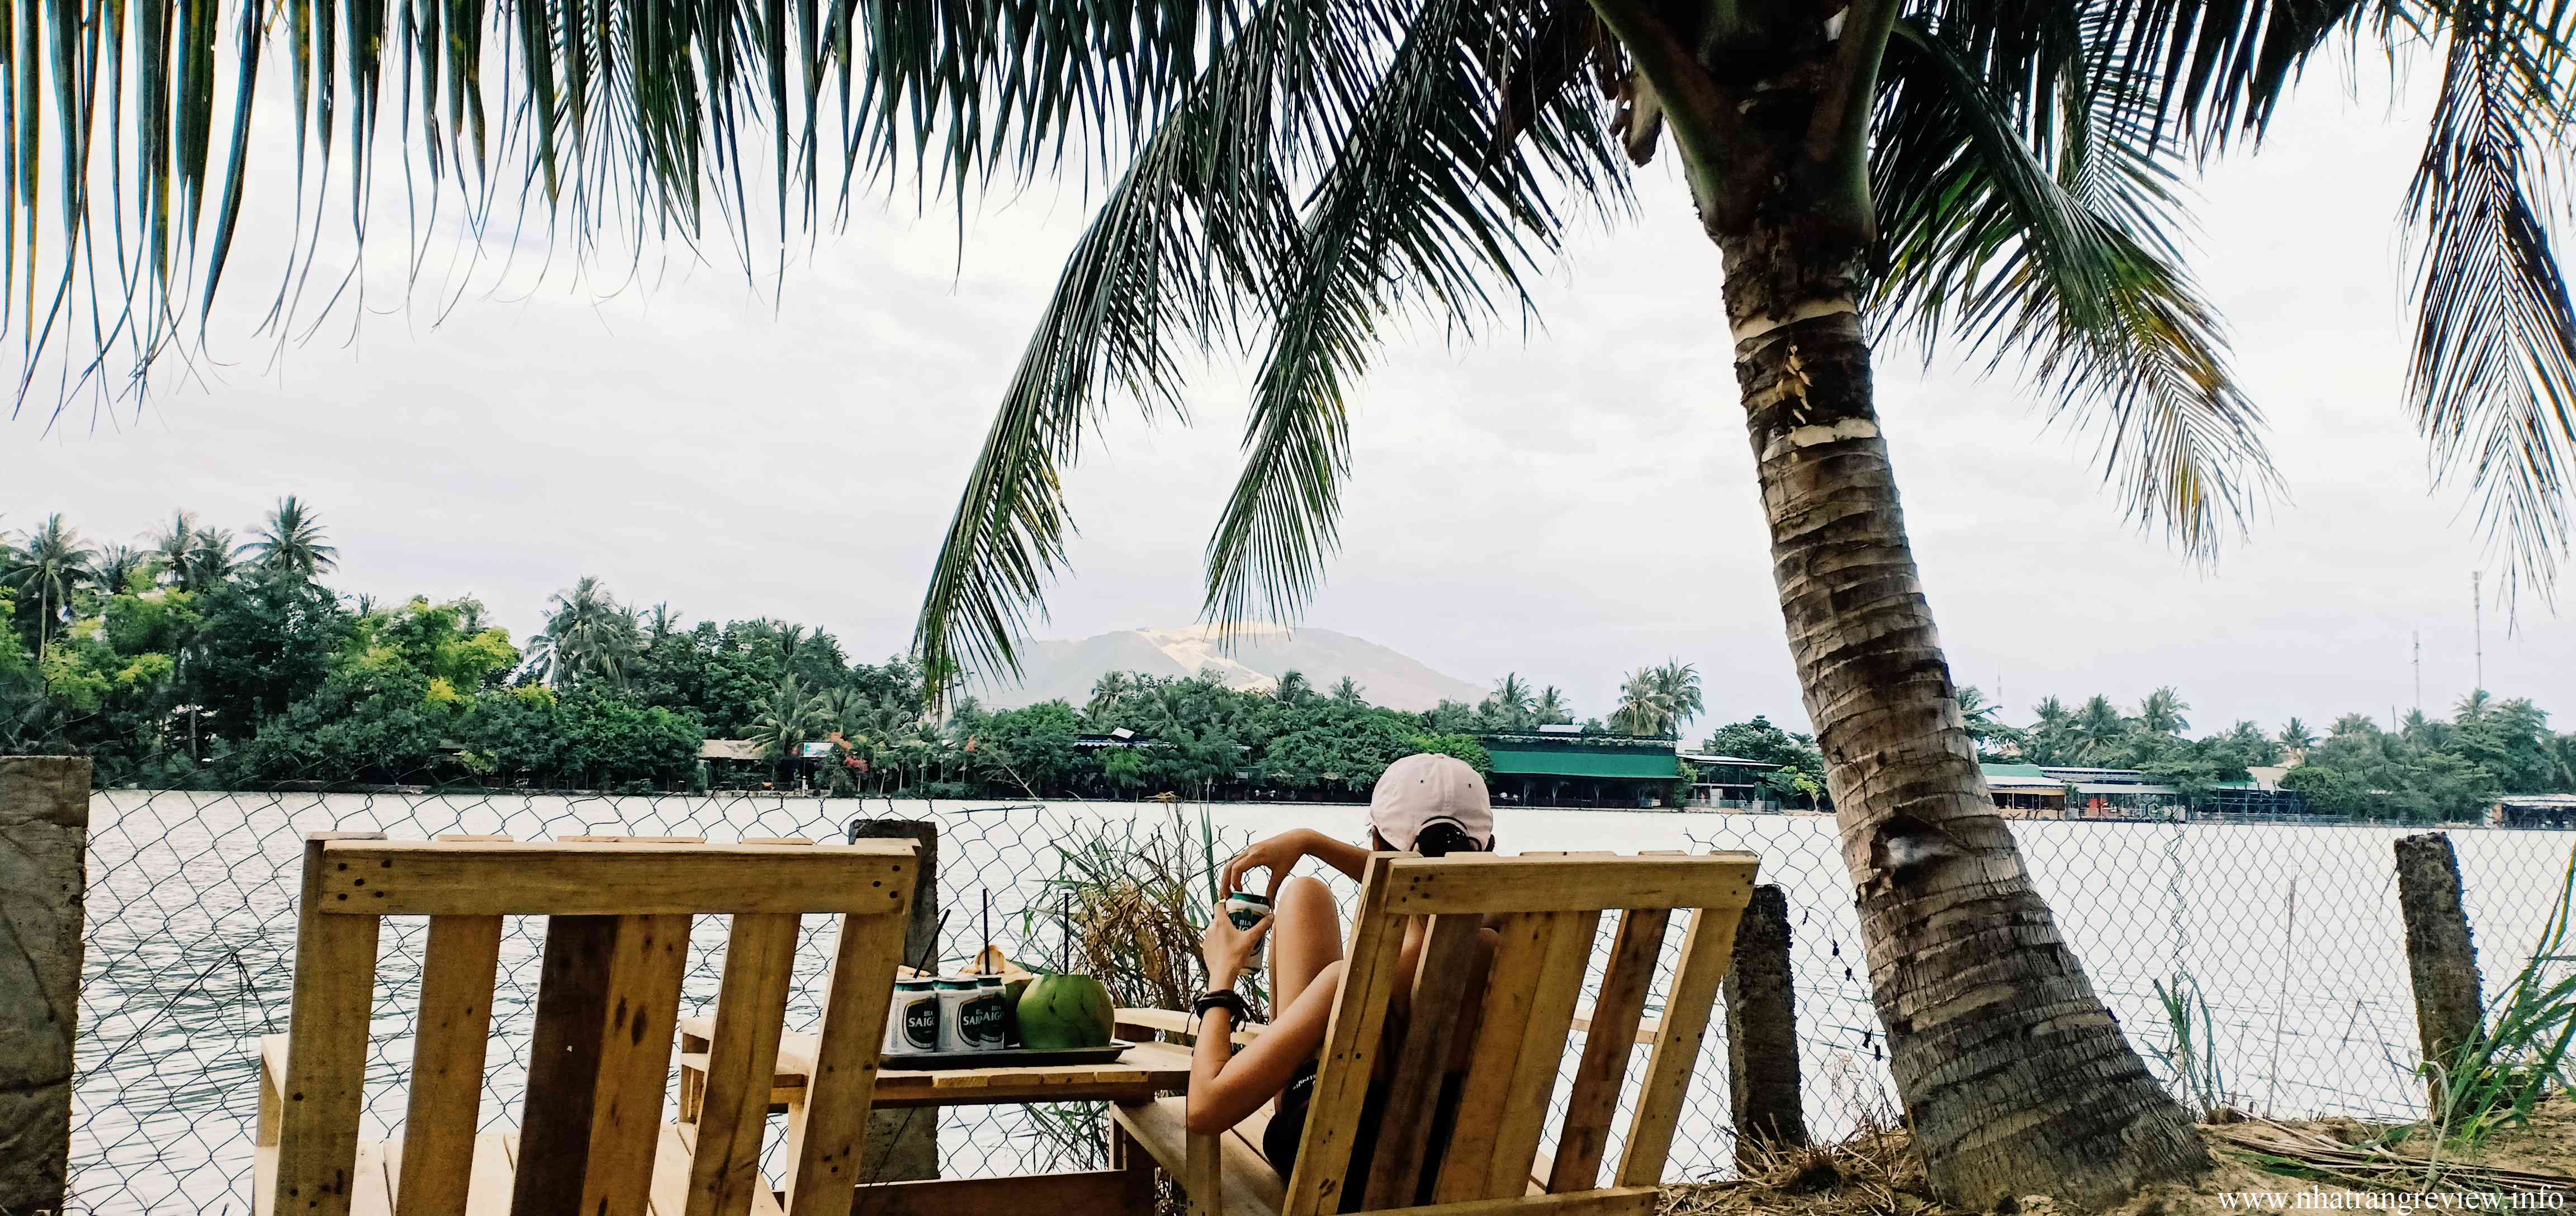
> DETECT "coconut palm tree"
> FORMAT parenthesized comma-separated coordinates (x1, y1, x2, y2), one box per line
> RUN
(1329, 676, 1367, 705)
(2073, 695, 2131, 763)
(1535, 685, 1573, 726)
(182, 529, 239, 592)
(1086, 671, 1140, 720)
(239, 496, 339, 579)
(2135, 686, 2193, 736)
(95, 545, 152, 594)
(2, 516, 99, 663)
(1273, 669, 1315, 705)
(2277, 718, 2318, 758)
(150, 512, 197, 585)
(527, 577, 640, 688)
(1488, 672, 1537, 729)
(746, 678, 832, 783)
(1650, 661, 1703, 735)
(39, 0, 2576, 1198)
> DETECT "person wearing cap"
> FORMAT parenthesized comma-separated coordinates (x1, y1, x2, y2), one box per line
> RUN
(1183, 753, 1500, 1200)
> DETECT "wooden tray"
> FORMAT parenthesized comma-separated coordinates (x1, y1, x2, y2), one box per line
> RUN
(884, 1040, 1137, 1070)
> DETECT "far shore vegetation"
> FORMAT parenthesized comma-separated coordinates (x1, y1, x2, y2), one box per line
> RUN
(6, 501, 2570, 821)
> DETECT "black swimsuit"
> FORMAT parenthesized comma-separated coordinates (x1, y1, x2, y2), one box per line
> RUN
(1263, 1063, 1383, 1209)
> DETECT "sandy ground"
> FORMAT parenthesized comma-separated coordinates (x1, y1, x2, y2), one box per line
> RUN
(1658, 1097, 2575, 1216)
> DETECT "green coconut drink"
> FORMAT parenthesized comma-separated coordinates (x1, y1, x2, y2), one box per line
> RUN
(1015, 972, 1115, 1049)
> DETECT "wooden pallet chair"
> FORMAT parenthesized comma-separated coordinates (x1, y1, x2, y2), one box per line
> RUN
(253, 832, 917, 1216)
(1111, 849, 1758, 1216)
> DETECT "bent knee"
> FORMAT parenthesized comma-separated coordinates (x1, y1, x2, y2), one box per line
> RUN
(1278, 875, 1334, 910)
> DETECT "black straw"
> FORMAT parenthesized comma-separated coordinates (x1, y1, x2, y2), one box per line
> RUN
(1059, 892, 1072, 973)
(913, 909, 951, 976)
(981, 890, 992, 975)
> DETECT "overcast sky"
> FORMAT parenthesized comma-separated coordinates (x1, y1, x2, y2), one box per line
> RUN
(8, 55, 2571, 737)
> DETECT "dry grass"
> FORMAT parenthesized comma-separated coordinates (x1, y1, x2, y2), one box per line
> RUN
(1659, 1097, 2576, 1216)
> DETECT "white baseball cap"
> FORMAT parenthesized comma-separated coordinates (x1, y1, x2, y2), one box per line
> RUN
(1367, 753, 1494, 852)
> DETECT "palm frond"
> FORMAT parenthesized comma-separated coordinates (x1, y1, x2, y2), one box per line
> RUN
(1872, 14, 2275, 555)
(6, 0, 887, 419)
(1201, 0, 1628, 629)
(910, 0, 1317, 702)
(916, 0, 1627, 704)
(2405, 1, 2576, 606)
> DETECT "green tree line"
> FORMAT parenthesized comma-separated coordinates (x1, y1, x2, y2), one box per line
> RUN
(3, 503, 1731, 796)
(1979, 686, 2576, 821)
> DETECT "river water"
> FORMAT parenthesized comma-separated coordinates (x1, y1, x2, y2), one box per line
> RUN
(70, 791, 2576, 1213)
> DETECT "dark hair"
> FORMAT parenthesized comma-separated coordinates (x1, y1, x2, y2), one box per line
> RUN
(1412, 821, 1485, 859)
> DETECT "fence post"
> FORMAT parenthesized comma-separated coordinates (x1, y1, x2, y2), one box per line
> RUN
(2394, 832, 2484, 1101)
(0, 756, 90, 1216)
(849, 818, 940, 1182)
(1722, 884, 1807, 1167)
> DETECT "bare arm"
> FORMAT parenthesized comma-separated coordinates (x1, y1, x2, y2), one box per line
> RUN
(1221, 828, 1372, 896)
(1186, 959, 1338, 1135)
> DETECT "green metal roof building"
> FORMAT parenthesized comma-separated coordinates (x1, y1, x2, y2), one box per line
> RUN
(1478, 732, 1686, 809)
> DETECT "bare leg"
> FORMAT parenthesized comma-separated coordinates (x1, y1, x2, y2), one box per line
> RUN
(1270, 876, 1344, 1019)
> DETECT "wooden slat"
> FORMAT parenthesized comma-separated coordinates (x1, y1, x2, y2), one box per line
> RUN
(683, 913, 802, 1216)
(584, 914, 693, 1216)
(1362, 913, 1486, 1210)
(738, 837, 813, 846)
(841, 1171, 1140, 1216)
(1111, 1098, 1285, 1216)
(312, 840, 916, 916)
(782, 907, 912, 1216)
(1547, 908, 1671, 1194)
(465, 1132, 517, 1216)
(1435, 912, 1551, 1203)
(1614, 901, 1746, 1187)
(514, 916, 620, 1215)
(1396, 1186, 1660, 1216)
(1380, 854, 1755, 916)
(561, 835, 708, 844)
(1282, 857, 1407, 1216)
(351, 1139, 397, 1216)
(1485, 910, 1598, 1200)
(397, 914, 505, 1215)
(272, 834, 385, 1216)
(434, 834, 517, 843)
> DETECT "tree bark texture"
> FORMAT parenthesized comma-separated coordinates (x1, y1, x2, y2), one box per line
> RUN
(2393, 833, 2484, 1089)
(1721, 226, 2208, 1207)
(1723, 884, 1807, 1167)
(0, 756, 90, 1215)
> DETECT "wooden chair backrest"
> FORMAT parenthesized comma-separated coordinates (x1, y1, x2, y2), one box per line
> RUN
(1284, 850, 1758, 1216)
(269, 833, 918, 1216)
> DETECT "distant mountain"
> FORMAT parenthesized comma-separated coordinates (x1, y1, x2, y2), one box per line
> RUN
(972, 624, 1486, 712)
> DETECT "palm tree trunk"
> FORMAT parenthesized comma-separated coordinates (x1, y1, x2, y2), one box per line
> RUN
(1720, 224, 2209, 1206)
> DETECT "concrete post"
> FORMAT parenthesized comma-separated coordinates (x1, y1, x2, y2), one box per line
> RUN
(847, 817, 940, 1181)
(2394, 832, 2485, 1098)
(0, 757, 91, 1215)
(1722, 884, 1807, 1167)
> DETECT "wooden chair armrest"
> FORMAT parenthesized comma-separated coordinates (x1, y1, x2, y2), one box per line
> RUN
(255, 1034, 287, 1147)
(1115, 1006, 1265, 1047)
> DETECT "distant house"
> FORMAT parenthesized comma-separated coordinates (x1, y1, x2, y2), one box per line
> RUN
(1477, 732, 1688, 809)
(2493, 793, 2576, 829)
(1677, 752, 1788, 805)
(1977, 762, 2312, 820)
(1981, 763, 2068, 818)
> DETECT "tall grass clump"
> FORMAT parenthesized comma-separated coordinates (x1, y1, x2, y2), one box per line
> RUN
(2153, 971, 2235, 1120)
(1040, 807, 1272, 1020)
(2421, 847, 2576, 1149)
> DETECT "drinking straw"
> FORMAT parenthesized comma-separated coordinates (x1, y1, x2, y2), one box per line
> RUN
(1060, 893, 1072, 973)
(913, 909, 951, 976)
(981, 890, 991, 975)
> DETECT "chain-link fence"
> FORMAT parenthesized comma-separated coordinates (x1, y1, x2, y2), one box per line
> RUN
(70, 790, 2576, 1214)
